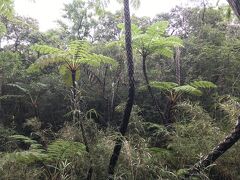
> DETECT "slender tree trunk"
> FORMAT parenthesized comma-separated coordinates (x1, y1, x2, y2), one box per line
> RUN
(142, 55, 166, 125)
(33, 104, 39, 119)
(71, 70, 77, 123)
(0, 68, 3, 119)
(103, 66, 110, 126)
(110, 62, 123, 123)
(163, 98, 174, 125)
(175, 47, 181, 85)
(71, 70, 77, 101)
(227, 0, 240, 19)
(108, 0, 135, 178)
(186, 115, 240, 177)
(79, 118, 93, 180)
(71, 69, 93, 179)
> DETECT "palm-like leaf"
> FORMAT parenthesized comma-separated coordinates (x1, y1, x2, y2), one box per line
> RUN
(150, 81, 178, 91)
(150, 80, 217, 96)
(7, 83, 29, 94)
(29, 40, 117, 73)
(1, 135, 86, 166)
(31, 45, 64, 55)
(131, 21, 183, 57)
(146, 21, 169, 36)
(174, 85, 203, 96)
(190, 80, 217, 89)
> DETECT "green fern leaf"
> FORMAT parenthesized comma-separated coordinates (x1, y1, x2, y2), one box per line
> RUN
(190, 80, 217, 89)
(150, 81, 178, 91)
(174, 85, 202, 96)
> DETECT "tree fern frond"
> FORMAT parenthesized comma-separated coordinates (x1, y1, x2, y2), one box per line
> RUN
(31, 44, 64, 55)
(46, 140, 86, 161)
(68, 40, 90, 58)
(146, 21, 169, 36)
(91, 54, 118, 67)
(150, 81, 178, 91)
(0, 135, 86, 167)
(7, 83, 29, 94)
(154, 47, 174, 58)
(174, 85, 202, 96)
(9, 135, 38, 145)
(190, 81, 217, 89)
(0, 95, 24, 101)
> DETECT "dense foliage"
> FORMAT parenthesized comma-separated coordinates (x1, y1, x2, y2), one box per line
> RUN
(0, 0, 240, 179)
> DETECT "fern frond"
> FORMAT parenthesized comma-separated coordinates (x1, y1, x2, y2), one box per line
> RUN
(0, 135, 86, 167)
(7, 83, 29, 94)
(174, 85, 202, 96)
(91, 54, 118, 67)
(150, 81, 178, 91)
(0, 95, 24, 101)
(31, 44, 64, 55)
(146, 21, 169, 36)
(154, 47, 174, 58)
(190, 80, 217, 89)
(9, 135, 38, 145)
(46, 140, 86, 161)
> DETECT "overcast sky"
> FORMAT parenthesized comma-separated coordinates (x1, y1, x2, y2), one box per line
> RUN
(14, 0, 225, 32)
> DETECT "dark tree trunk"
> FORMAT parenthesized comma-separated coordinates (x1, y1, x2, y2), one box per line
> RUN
(108, 0, 135, 178)
(79, 119, 93, 180)
(227, 0, 240, 19)
(163, 98, 174, 125)
(186, 115, 240, 177)
(71, 70, 77, 100)
(0, 69, 3, 119)
(33, 104, 39, 119)
(142, 55, 166, 125)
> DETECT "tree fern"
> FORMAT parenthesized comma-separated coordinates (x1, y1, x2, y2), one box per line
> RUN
(150, 80, 217, 96)
(29, 40, 117, 72)
(28, 40, 117, 87)
(124, 21, 183, 125)
(46, 140, 86, 161)
(150, 81, 178, 91)
(174, 85, 203, 96)
(0, 135, 86, 167)
(190, 80, 217, 89)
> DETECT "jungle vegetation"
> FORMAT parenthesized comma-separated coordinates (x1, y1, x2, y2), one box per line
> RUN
(0, 0, 240, 179)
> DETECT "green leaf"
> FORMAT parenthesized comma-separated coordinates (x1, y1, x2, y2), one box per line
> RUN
(0, 95, 24, 101)
(190, 80, 217, 89)
(150, 81, 178, 91)
(146, 21, 169, 36)
(174, 85, 202, 96)
(7, 83, 29, 94)
(46, 140, 86, 161)
(30, 44, 64, 55)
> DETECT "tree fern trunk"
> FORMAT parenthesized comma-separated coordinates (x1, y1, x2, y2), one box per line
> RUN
(227, 0, 240, 19)
(142, 55, 165, 125)
(71, 70, 77, 100)
(187, 115, 240, 177)
(163, 98, 174, 125)
(0, 69, 3, 119)
(108, 0, 135, 178)
(175, 47, 181, 85)
(71, 69, 93, 179)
